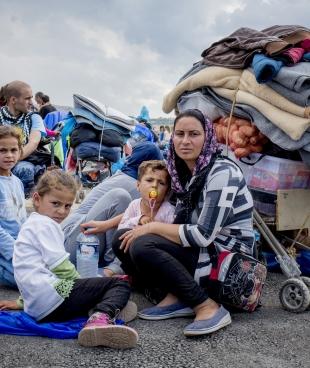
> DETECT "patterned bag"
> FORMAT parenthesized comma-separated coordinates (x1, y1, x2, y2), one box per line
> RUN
(206, 251, 267, 312)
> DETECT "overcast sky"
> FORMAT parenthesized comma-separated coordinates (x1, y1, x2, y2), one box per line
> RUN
(0, 0, 308, 117)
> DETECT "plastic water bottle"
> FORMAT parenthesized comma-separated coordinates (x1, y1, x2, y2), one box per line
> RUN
(76, 231, 99, 278)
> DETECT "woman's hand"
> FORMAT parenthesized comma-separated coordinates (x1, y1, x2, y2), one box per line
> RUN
(139, 215, 152, 225)
(119, 224, 152, 253)
(0, 300, 20, 311)
(80, 220, 110, 235)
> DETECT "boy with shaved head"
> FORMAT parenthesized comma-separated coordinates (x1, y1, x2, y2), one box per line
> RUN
(0, 81, 46, 196)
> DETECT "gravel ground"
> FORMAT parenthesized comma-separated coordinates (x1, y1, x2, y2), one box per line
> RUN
(0, 272, 309, 368)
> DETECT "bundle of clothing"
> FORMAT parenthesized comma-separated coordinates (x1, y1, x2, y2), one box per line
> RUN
(69, 94, 136, 163)
(162, 25, 310, 165)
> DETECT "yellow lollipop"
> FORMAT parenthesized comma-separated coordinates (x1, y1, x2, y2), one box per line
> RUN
(149, 189, 158, 199)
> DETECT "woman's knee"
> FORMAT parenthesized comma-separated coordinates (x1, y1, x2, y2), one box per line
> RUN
(109, 277, 131, 292)
(129, 235, 155, 261)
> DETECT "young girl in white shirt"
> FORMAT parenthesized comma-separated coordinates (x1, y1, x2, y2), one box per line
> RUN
(0, 126, 26, 288)
(0, 170, 138, 349)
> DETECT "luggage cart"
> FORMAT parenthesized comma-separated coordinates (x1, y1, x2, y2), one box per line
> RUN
(253, 208, 310, 312)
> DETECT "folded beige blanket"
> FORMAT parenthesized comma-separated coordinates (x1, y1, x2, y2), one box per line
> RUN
(239, 69, 310, 118)
(213, 87, 310, 140)
(162, 66, 241, 113)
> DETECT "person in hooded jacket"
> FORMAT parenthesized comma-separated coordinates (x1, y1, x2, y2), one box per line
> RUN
(61, 141, 162, 275)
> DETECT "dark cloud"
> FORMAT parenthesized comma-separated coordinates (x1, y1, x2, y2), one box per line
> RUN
(0, 0, 308, 116)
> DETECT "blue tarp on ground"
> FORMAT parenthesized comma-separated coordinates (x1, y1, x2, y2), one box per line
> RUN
(0, 311, 86, 339)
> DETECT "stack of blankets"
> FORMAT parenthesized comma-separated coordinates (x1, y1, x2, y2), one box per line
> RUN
(162, 25, 310, 165)
(69, 94, 136, 163)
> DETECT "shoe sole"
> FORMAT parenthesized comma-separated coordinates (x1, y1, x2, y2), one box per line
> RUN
(183, 314, 232, 336)
(118, 300, 138, 323)
(78, 325, 138, 349)
(138, 308, 195, 321)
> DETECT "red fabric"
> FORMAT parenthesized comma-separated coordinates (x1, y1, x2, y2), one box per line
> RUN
(65, 148, 77, 172)
(299, 38, 310, 52)
(282, 47, 305, 64)
(209, 251, 231, 280)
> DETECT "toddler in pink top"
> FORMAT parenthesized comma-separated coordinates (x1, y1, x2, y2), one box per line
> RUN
(118, 160, 175, 230)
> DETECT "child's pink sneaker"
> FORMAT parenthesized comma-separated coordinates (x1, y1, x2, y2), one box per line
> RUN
(78, 312, 138, 349)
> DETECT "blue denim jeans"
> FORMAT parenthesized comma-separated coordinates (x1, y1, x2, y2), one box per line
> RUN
(0, 256, 17, 288)
(12, 161, 44, 197)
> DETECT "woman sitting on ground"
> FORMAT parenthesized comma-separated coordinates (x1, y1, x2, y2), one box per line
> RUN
(112, 109, 260, 337)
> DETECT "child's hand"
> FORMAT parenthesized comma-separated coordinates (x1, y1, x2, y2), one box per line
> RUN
(0, 300, 20, 311)
(139, 215, 152, 225)
(81, 220, 109, 234)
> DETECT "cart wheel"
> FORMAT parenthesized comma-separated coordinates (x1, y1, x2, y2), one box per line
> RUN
(300, 277, 310, 310)
(301, 276, 310, 288)
(279, 278, 310, 313)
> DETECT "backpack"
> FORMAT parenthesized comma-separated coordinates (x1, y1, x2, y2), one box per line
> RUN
(70, 124, 97, 148)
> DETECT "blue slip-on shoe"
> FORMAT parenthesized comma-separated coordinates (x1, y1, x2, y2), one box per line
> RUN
(183, 305, 231, 336)
(138, 302, 195, 320)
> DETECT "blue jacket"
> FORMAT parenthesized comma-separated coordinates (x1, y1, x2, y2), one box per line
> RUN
(251, 53, 283, 83)
(121, 141, 162, 179)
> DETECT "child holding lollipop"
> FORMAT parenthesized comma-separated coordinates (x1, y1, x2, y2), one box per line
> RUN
(118, 160, 175, 238)
(110, 160, 175, 258)
(110, 160, 175, 302)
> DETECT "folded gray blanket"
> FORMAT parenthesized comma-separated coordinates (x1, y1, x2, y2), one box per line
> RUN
(266, 62, 310, 107)
(177, 61, 208, 83)
(73, 94, 136, 131)
(177, 90, 224, 121)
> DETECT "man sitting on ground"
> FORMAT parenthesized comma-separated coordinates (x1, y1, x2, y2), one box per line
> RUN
(0, 81, 46, 197)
